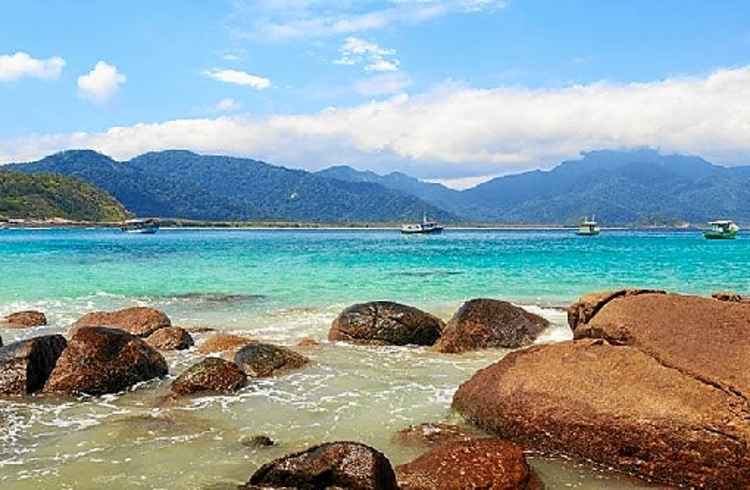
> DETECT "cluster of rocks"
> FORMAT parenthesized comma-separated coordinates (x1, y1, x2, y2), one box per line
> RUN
(453, 289, 750, 488)
(328, 298, 550, 352)
(0, 306, 311, 398)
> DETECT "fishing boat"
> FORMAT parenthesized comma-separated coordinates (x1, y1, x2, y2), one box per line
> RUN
(576, 217, 600, 236)
(401, 214, 444, 235)
(704, 220, 739, 240)
(120, 218, 160, 234)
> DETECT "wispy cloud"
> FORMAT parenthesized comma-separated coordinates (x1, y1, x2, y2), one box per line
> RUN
(204, 68, 271, 89)
(77, 61, 126, 103)
(354, 72, 412, 95)
(5, 66, 750, 178)
(0, 52, 65, 82)
(230, 0, 507, 41)
(335, 37, 400, 72)
(215, 97, 242, 112)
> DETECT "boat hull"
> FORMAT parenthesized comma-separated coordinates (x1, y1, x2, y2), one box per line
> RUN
(401, 227, 444, 235)
(704, 231, 737, 240)
(121, 227, 159, 234)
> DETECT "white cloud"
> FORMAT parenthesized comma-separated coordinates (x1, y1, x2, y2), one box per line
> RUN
(0, 52, 65, 81)
(354, 73, 412, 96)
(77, 61, 126, 103)
(335, 37, 400, 72)
(204, 68, 271, 89)
(215, 97, 242, 112)
(4, 66, 750, 179)
(231, 0, 507, 41)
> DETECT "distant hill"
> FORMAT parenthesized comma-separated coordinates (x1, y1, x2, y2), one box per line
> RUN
(0, 171, 130, 221)
(320, 150, 750, 225)
(8, 150, 454, 223)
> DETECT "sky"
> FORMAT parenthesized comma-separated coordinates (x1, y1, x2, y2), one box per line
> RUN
(1, 0, 749, 188)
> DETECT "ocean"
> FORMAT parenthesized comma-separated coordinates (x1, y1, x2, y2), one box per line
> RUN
(1, 228, 747, 488)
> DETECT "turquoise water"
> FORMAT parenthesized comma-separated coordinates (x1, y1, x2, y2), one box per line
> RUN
(1, 228, 748, 308)
(0, 228, 747, 489)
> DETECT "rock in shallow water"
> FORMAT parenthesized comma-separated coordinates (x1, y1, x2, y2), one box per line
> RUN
(72, 306, 171, 337)
(197, 334, 255, 355)
(329, 301, 444, 346)
(435, 299, 549, 353)
(0, 335, 67, 395)
(170, 357, 247, 396)
(2, 310, 48, 328)
(396, 438, 538, 490)
(245, 441, 398, 490)
(234, 343, 309, 378)
(43, 327, 168, 396)
(146, 326, 194, 350)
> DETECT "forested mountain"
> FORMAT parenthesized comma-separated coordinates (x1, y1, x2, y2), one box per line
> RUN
(0, 171, 130, 221)
(8, 150, 454, 223)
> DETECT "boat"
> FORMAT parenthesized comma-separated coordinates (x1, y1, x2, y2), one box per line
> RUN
(576, 217, 600, 236)
(120, 218, 160, 234)
(401, 214, 444, 234)
(704, 220, 739, 240)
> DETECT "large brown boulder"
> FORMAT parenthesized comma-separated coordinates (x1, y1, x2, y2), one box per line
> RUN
(170, 357, 247, 396)
(435, 299, 548, 353)
(396, 438, 537, 490)
(234, 343, 309, 378)
(245, 441, 398, 490)
(146, 327, 194, 351)
(2, 310, 47, 328)
(72, 306, 171, 337)
(566, 288, 664, 330)
(329, 301, 444, 346)
(43, 327, 168, 396)
(0, 335, 67, 395)
(453, 338, 750, 488)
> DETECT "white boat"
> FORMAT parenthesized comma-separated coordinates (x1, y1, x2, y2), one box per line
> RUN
(704, 220, 739, 240)
(576, 217, 600, 236)
(121, 218, 160, 234)
(401, 214, 444, 235)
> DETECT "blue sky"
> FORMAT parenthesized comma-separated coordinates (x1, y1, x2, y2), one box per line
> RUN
(2, 0, 750, 186)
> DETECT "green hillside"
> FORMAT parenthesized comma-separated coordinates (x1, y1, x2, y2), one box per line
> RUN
(0, 171, 130, 222)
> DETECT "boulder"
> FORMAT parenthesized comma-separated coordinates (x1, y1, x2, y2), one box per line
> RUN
(2, 310, 47, 328)
(435, 299, 548, 353)
(241, 435, 276, 448)
(170, 357, 247, 396)
(43, 327, 168, 396)
(0, 335, 67, 395)
(72, 306, 170, 337)
(197, 334, 255, 355)
(453, 338, 750, 488)
(234, 343, 309, 378)
(245, 441, 398, 490)
(566, 288, 664, 330)
(393, 422, 480, 448)
(329, 301, 444, 346)
(146, 327, 194, 351)
(396, 438, 537, 490)
(575, 292, 750, 398)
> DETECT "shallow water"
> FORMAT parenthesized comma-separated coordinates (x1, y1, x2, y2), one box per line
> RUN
(2, 228, 746, 489)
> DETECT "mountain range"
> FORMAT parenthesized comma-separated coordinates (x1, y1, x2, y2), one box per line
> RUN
(6, 148, 750, 224)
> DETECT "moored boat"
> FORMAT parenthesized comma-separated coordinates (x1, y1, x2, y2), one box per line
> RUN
(121, 218, 160, 234)
(704, 220, 739, 240)
(401, 214, 444, 234)
(576, 217, 600, 236)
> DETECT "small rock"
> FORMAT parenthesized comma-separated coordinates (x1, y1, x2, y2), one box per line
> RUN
(234, 343, 309, 378)
(170, 357, 247, 396)
(184, 326, 216, 334)
(197, 334, 255, 355)
(245, 441, 398, 490)
(396, 438, 536, 490)
(43, 327, 168, 396)
(295, 337, 321, 350)
(2, 310, 47, 328)
(393, 422, 480, 448)
(435, 299, 549, 353)
(146, 327, 194, 350)
(0, 335, 67, 395)
(72, 306, 171, 337)
(329, 301, 444, 346)
(712, 291, 744, 302)
(241, 435, 276, 448)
